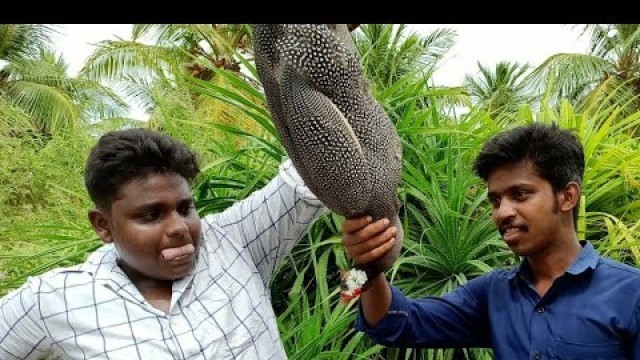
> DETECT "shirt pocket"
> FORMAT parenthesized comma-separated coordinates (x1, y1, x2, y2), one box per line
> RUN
(554, 339, 625, 360)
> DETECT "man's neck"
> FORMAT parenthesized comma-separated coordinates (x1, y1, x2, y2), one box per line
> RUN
(526, 233, 582, 295)
(116, 259, 172, 289)
(117, 259, 174, 312)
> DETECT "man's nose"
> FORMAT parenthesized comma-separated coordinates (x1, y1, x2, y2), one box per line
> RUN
(493, 199, 516, 223)
(166, 211, 189, 237)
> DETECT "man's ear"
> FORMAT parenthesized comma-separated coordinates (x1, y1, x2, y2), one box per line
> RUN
(558, 181, 581, 213)
(88, 208, 113, 244)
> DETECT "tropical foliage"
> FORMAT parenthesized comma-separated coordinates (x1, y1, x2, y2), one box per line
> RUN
(528, 24, 640, 133)
(464, 61, 533, 118)
(0, 25, 128, 139)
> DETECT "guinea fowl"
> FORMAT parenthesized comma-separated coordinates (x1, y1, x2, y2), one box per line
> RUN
(251, 24, 404, 276)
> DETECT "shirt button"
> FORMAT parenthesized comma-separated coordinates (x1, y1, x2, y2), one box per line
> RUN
(533, 351, 541, 360)
(536, 306, 545, 314)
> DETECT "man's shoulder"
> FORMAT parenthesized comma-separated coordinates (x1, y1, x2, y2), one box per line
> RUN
(27, 244, 114, 291)
(597, 257, 640, 279)
(487, 266, 519, 281)
(35, 264, 94, 287)
(593, 257, 640, 309)
(10, 265, 92, 298)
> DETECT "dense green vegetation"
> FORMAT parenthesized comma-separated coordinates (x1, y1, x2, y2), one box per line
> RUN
(1, 24, 639, 359)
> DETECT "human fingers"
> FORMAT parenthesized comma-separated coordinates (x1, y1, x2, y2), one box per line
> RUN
(343, 218, 392, 247)
(351, 237, 396, 265)
(348, 225, 397, 257)
(342, 215, 373, 234)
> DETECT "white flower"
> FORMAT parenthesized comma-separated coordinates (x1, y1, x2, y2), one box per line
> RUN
(340, 268, 369, 302)
(349, 268, 368, 286)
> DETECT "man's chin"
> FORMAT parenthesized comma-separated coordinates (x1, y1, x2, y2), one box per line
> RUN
(505, 242, 529, 257)
(170, 265, 195, 280)
(162, 264, 195, 281)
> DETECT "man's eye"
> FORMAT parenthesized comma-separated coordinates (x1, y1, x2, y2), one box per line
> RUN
(489, 198, 500, 208)
(513, 190, 528, 200)
(178, 204, 195, 216)
(140, 210, 160, 221)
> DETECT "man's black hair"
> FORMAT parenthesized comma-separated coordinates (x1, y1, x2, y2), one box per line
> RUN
(84, 128, 199, 209)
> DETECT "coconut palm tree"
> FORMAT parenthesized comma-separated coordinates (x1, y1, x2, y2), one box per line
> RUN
(1, 24, 63, 136)
(80, 24, 252, 101)
(353, 24, 456, 89)
(80, 24, 260, 146)
(0, 24, 56, 63)
(352, 24, 471, 122)
(464, 61, 533, 119)
(527, 24, 640, 122)
(0, 24, 128, 138)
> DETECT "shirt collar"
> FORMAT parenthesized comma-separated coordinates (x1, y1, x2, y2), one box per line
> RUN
(566, 240, 599, 275)
(80, 243, 199, 302)
(79, 244, 141, 295)
(78, 243, 119, 280)
(506, 240, 599, 280)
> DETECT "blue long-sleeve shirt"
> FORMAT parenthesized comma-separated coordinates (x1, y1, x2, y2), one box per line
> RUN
(356, 241, 640, 360)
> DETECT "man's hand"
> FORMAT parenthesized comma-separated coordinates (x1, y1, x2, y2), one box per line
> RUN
(342, 216, 397, 265)
(342, 216, 396, 327)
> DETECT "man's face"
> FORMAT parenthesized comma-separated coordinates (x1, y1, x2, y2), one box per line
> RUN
(487, 160, 563, 257)
(90, 172, 201, 281)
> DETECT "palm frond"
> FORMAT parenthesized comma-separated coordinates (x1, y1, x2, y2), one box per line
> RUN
(5, 80, 79, 133)
(79, 40, 186, 82)
(354, 24, 455, 89)
(527, 53, 613, 102)
(464, 61, 534, 116)
(0, 24, 58, 62)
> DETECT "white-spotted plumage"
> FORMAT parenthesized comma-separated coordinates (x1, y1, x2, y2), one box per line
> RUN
(252, 24, 404, 274)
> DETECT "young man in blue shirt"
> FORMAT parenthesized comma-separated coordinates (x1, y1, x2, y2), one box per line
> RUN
(342, 123, 640, 359)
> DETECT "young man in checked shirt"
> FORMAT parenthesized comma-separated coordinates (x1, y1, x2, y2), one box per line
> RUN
(342, 123, 640, 359)
(0, 128, 327, 359)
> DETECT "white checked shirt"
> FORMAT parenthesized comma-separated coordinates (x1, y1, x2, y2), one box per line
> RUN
(0, 160, 327, 360)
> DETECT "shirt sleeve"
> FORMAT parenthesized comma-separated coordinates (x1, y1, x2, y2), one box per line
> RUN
(0, 278, 49, 360)
(204, 159, 328, 286)
(355, 274, 493, 349)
